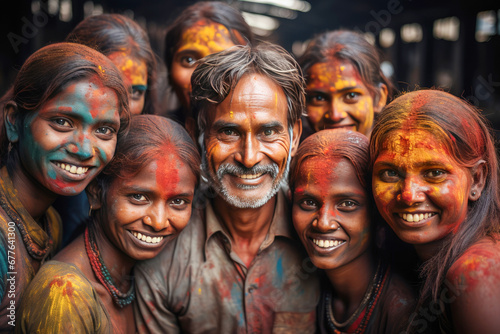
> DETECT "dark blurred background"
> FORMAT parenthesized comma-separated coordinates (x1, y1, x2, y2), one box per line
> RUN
(1, 0, 500, 131)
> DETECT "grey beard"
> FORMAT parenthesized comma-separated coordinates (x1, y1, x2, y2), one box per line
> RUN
(200, 128, 293, 209)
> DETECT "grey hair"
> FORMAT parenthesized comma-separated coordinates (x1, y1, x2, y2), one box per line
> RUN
(190, 42, 306, 135)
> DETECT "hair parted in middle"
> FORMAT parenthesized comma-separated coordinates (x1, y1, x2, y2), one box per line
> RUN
(191, 42, 306, 135)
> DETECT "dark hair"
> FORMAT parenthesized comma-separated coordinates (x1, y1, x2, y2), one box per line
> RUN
(299, 29, 395, 104)
(163, 1, 254, 73)
(369, 89, 500, 308)
(92, 114, 201, 214)
(66, 13, 159, 115)
(191, 42, 306, 135)
(0, 42, 130, 166)
(290, 129, 370, 191)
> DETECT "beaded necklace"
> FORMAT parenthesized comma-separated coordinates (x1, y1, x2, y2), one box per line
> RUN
(84, 226, 135, 308)
(0, 174, 53, 261)
(325, 260, 389, 334)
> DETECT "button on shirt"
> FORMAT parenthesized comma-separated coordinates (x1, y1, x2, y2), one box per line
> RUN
(134, 191, 319, 334)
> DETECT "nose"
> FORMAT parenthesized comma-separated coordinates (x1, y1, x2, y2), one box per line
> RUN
(143, 204, 170, 232)
(313, 205, 341, 232)
(398, 176, 426, 206)
(66, 132, 94, 160)
(327, 99, 347, 122)
(234, 134, 263, 168)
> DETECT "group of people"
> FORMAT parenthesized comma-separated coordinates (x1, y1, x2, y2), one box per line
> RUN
(1, 1, 499, 333)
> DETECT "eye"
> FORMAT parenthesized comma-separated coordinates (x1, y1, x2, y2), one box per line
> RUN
(131, 86, 147, 100)
(298, 199, 318, 211)
(180, 55, 197, 67)
(130, 193, 147, 203)
(261, 128, 278, 138)
(218, 128, 239, 141)
(338, 200, 359, 212)
(52, 117, 72, 129)
(95, 126, 116, 140)
(425, 169, 447, 180)
(170, 198, 190, 210)
(344, 92, 361, 103)
(307, 94, 328, 106)
(379, 169, 399, 182)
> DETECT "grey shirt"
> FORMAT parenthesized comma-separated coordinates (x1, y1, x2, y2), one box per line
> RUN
(134, 191, 320, 333)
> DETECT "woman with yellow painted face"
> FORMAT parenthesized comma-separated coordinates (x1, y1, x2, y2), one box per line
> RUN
(299, 30, 395, 140)
(163, 1, 255, 140)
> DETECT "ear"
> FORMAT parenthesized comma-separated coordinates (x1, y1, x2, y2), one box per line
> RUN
(290, 118, 302, 157)
(373, 84, 388, 114)
(469, 160, 487, 201)
(86, 180, 103, 210)
(4, 103, 20, 143)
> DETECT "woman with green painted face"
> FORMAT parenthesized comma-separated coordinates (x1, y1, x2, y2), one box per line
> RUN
(0, 42, 130, 332)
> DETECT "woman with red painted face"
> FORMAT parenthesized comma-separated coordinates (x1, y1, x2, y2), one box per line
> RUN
(163, 1, 254, 140)
(0, 42, 130, 332)
(290, 130, 416, 334)
(299, 30, 395, 141)
(18, 115, 200, 333)
(370, 89, 500, 333)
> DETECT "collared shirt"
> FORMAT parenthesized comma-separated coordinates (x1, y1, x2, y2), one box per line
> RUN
(134, 191, 319, 334)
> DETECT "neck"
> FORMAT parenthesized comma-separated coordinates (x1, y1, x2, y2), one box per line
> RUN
(8, 162, 57, 222)
(212, 194, 277, 267)
(414, 239, 446, 262)
(91, 223, 136, 292)
(325, 250, 376, 313)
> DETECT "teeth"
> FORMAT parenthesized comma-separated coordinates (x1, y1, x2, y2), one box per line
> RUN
(131, 231, 163, 244)
(55, 162, 89, 175)
(312, 239, 344, 249)
(239, 173, 264, 180)
(399, 213, 435, 223)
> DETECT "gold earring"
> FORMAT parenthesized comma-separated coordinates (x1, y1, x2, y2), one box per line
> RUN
(88, 205, 93, 217)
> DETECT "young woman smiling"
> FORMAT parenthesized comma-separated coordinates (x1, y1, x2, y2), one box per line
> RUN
(0, 42, 129, 331)
(370, 89, 500, 333)
(18, 115, 200, 333)
(290, 130, 415, 334)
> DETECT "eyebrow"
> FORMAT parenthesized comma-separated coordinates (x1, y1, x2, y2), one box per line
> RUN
(374, 160, 449, 169)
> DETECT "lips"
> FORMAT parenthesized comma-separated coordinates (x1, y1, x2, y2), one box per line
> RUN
(238, 172, 265, 180)
(131, 231, 164, 244)
(398, 212, 437, 223)
(54, 162, 90, 175)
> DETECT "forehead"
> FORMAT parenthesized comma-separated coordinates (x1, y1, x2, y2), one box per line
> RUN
(307, 58, 363, 88)
(209, 73, 288, 125)
(177, 20, 236, 53)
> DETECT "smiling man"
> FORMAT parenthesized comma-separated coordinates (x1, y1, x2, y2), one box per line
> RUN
(134, 43, 319, 333)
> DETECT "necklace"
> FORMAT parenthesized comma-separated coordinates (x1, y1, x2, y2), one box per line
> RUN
(0, 176, 53, 261)
(85, 226, 135, 308)
(325, 260, 389, 334)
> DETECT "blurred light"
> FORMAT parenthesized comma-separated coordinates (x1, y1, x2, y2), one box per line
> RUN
(292, 39, 310, 57)
(433, 16, 460, 41)
(48, 0, 59, 15)
(239, 0, 311, 13)
(381, 61, 394, 78)
(59, 0, 72, 22)
(31, 1, 40, 14)
(242, 11, 280, 31)
(401, 23, 423, 43)
(84, 1, 103, 18)
(379, 28, 395, 48)
(476, 10, 496, 42)
(364, 32, 375, 45)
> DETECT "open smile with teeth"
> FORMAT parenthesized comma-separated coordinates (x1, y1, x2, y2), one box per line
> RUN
(131, 231, 164, 244)
(312, 238, 345, 248)
(238, 172, 264, 180)
(55, 162, 89, 175)
(399, 212, 437, 223)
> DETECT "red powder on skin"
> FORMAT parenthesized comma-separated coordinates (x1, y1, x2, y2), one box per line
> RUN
(49, 277, 74, 297)
(155, 143, 180, 191)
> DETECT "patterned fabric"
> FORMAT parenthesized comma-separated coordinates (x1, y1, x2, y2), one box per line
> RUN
(0, 167, 62, 332)
(16, 261, 110, 333)
(134, 191, 320, 334)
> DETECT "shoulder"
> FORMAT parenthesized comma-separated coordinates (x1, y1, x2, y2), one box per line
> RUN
(445, 236, 500, 333)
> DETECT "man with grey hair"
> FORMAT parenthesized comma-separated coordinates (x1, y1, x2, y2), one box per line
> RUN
(134, 42, 319, 333)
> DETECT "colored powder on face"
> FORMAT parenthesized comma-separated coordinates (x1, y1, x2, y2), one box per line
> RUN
(155, 143, 180, 191)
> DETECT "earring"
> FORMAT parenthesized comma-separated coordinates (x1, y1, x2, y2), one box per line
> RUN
(88, 205, 93, 217)
(472, 191, 476, 197)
